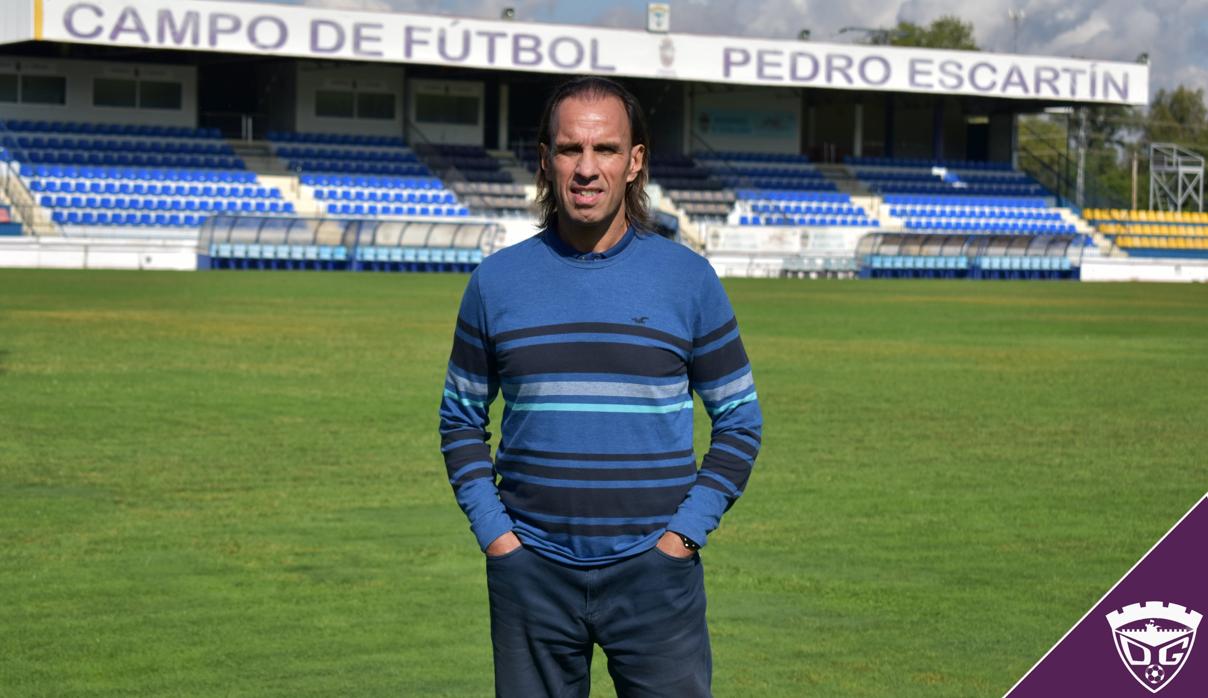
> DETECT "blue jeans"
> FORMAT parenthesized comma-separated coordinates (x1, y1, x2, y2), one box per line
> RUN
(486, 545, 712, 697)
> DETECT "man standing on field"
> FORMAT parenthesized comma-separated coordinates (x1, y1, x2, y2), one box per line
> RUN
(438, 76, 762, 697)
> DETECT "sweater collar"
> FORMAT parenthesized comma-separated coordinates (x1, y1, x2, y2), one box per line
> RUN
(543, 225, 636, 262)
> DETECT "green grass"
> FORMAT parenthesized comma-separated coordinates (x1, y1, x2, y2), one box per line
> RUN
(1, 270, 1206, 696)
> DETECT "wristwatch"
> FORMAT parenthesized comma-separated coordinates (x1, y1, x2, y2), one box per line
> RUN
(677, 533, 700, 552)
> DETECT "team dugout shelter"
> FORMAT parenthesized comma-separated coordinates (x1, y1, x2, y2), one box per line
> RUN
(0, 0, 1158, 279)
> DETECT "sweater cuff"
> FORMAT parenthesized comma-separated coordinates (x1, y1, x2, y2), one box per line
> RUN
(666, 510, 713, 550)
(471, 510, 516, 552)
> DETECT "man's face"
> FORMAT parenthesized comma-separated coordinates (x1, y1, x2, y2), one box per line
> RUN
(541, 94, 645, 236)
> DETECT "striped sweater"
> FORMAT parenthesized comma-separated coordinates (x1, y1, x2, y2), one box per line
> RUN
(438, 227, 762, 566)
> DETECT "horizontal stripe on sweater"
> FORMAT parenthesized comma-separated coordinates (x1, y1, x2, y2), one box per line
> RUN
(499, 341, 687, 378)
(500, 479, 693, 519)
(494, 321, 692, 352)
(497, 446, 695, 463)
(503, 378, 689, 400)
(496, 458, 698, 482)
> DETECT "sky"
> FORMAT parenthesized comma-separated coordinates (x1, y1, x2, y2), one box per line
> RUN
(266, 0, 1208, 98)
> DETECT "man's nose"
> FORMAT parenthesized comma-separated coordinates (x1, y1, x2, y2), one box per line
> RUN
(574, 150, 599, 179)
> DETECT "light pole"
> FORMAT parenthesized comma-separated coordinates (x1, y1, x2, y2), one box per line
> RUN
(1007, 9, 1025, 53)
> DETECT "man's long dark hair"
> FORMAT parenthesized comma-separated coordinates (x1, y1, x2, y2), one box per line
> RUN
(535, 77, 652, 232)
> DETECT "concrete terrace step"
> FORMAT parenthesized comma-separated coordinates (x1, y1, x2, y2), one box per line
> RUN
(228, 139, 293, 176)
(815, 164, 871, 197)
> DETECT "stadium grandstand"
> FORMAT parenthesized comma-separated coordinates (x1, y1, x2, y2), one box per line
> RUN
(0, 0, 1202, 282)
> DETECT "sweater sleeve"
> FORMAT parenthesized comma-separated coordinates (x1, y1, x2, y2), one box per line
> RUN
(438, 271, 514, 551)
(666, 267, 763, 547)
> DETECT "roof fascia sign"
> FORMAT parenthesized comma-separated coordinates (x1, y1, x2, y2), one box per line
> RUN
(27, 0, 1148, 105)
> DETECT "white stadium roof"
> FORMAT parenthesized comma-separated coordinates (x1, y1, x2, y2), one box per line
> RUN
(0, 0, 1148, 105)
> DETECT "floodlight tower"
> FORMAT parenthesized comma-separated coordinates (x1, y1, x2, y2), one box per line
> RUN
(1008, 9, 1025, 53)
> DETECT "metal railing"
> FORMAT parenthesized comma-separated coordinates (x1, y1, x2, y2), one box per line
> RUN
(689, 132, 755, 192)
(1016, 119, 1124, 212)
(404, 118, 468, 189)
(0, 160, 65, 237)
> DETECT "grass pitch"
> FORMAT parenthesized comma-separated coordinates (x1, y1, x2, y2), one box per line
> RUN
(1, 270, 1206, 696)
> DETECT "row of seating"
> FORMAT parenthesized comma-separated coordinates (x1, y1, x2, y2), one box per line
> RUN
(1111, 235, 1208, 250)
(846, 156, 1012, 170)
(861, 254, 1075, 279)
(1096, 223, 1208, 236)
(417, 144, 494, 156)
(207, 242, 348, 270)
(738, 215, 878, 227)
(701, 151, 810, 163)
(20, 151, 244, 169)
(274, 146, 421, 163)
(737, 190, 850, 203)
(32, 181, 280, 198)
(452, 181, 526, 196)
(705, 166, 827, 179)
(889, 206, 1061, 220)
(902, 220, 1077, 234)
(857, 172, 1034, 187)
(4, 137, 232, 155)
(865, 255, 973, 271)
(324, 203, 470, 217)
(748, 203, 864, 215)
(1084, 208, 1208, 224)
(354, 245, 482, 266)
(20, 165, 258, 183)
(434, 156, 499, 171)
(656, 177, 724, 191)
(203, 243, 481, 273)
(298, 174, 444, 190)
(853, 167, 1030, 183)
(43, 196, 292, 213)
(416, 144, 514, 185)
(285, 160, 429, 176)
(266, 130, 406, 147)
(865, 182, 1046, 196)
(452, 170, 512, 184)
(54, 212, 213, 227)
(283, 141, 470, 219)
(649, 166, 711, 179)
(949, 172, 1034, 183)
(313, 189, 456, 204)
(719, 176, 838, 191)
(885, 195, 1049, 208)
(1, 120, 222, 138)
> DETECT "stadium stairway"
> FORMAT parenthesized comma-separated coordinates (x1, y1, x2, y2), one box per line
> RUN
(652, 188, 706, 250)
(230, 141, 292, 176)
(487, 149, 534, 186)
(815, 163, 872, 198)
(262, 174, 318, 217)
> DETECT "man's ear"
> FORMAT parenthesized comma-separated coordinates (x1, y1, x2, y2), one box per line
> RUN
(627, 144, 646, 183)
(538, 143, 552, 183)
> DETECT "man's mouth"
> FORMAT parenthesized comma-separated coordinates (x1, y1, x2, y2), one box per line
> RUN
(570, 186, 603, 206)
